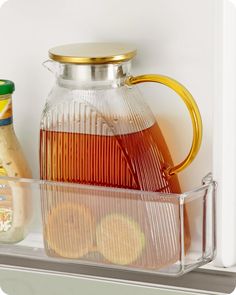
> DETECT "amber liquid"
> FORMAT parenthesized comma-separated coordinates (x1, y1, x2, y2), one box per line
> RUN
(40, 122, 190, 264)
(40, 123, 180, 193)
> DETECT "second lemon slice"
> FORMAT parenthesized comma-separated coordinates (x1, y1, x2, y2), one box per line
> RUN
(96, 214, 145, 265)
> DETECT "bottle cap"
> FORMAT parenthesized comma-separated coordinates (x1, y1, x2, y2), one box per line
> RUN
(0, 80, 15, 95)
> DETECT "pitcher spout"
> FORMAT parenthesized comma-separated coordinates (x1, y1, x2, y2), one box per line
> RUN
(42, 60, 57, 74)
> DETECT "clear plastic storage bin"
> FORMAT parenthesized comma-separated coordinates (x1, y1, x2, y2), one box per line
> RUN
(0, 174, 216, 277)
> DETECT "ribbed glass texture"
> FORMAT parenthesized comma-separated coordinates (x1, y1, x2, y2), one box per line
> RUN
(39, 66, 191, 270)
(40, 85, 180, 193)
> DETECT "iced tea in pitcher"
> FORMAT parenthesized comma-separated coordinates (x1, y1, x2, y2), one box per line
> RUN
(40, 122, 180, 193)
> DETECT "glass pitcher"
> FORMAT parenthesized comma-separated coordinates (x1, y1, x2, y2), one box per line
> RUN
(40, 43, 202, 262)
(40, 43, 202, 194)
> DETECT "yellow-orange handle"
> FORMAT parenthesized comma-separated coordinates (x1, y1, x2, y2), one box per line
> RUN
(125, 74, 202, 177)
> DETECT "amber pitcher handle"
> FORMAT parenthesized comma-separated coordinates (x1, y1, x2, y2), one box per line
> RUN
(125, 74, 202, 177)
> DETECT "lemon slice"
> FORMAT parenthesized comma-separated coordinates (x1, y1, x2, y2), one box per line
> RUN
(96, 214, 145, 265)
(45, 202, 96, 258)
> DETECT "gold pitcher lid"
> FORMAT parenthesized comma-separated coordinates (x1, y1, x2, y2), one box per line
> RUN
(49, 43, 137, 64)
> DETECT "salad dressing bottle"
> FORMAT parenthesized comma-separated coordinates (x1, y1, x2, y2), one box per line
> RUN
(0, 80, 32, 243)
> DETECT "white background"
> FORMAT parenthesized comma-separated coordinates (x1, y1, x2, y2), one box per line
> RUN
(3, 0, 236, 288)
(3, 0, 236, 292)
(0, 0, 215, 191)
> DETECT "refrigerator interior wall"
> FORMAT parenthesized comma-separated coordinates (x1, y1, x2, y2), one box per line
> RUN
(213, 0, 236, 268)
(1, 0, 234, 270)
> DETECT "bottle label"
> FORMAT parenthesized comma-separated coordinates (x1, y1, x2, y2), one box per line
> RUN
(0, 97, 13, 126)
(0, 168, 13, 233)
(0, 207, 13, 232)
